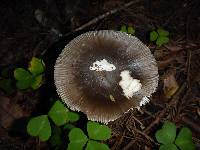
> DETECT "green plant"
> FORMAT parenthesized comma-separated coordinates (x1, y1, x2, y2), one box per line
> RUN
(150, 28, 169, 47)
(27, 100, 112, 149)
(68, 121, 111, 150)
(14, 57, 45, 90)
(155, 121, 195, 150)
(120, 25, 135, 35)
(27, 100, 80, 141)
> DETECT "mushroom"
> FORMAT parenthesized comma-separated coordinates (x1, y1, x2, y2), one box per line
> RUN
(54, 30, 158, 123)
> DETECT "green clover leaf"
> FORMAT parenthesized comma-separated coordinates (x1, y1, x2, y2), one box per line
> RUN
(27, 115, 51, 141)
(49, 126, 62, 147)
(175, 127, 195, 150)
(48, 100, 69, 126)
(67, 128, 88, 150)
(14, 68, 33, 90)
(28, 57, 45, 76)
(86, 140, 110, 150)
(87, 121, 111, 141)
(155, 121, 176, 144)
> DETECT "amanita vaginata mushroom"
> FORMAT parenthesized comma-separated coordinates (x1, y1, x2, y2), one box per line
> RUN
(54, 30, 158, 123)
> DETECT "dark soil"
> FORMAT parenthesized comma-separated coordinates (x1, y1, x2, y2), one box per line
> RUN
(0, 0, 200, 150)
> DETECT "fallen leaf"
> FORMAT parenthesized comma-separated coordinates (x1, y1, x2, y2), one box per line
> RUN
(163, 72, 179, 99)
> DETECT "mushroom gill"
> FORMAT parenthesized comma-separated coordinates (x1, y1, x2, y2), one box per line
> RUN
(54, 30, 159, 123)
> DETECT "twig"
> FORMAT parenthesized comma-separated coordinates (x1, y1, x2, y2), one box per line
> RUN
(73, 0, 140, 32)
(133, 128, 158, 145)
(111, 131, 126, 150)
(186, 49, 192, 88)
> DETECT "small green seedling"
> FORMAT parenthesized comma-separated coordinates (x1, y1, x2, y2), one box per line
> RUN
(150, 28, 169, 47)
(120, 25, 135, 35)
(14, 57, 45, 90)
(68, 121, 111, 150)
(27, 100, 80, 141)
(155, 121, 195, 150)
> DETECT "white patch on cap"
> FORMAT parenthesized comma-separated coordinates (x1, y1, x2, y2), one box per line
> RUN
(119, 70, 142, 99)
(140, 96, 150, 106)
(89, 59, 116, 71)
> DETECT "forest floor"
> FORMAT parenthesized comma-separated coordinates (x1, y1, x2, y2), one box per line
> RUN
(0, 0, 200, 150)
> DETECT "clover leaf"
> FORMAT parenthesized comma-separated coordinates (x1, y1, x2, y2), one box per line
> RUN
(48, 100, 69, 126)
(87, 121, 111, 141)
(67, 128, 88, 150)
(155, 121, 176, 144)
(175, 127, 195, 150)
(156, 121, 195, 150)
(28, 57, 45, 76)
(120, 25, 135, 35)
(86, 140, 109, 150)
(14, 68, 33, 89)
(27, 115, 51, 141)
(150, 28, 169, 47)
(14, 57, 45, 90)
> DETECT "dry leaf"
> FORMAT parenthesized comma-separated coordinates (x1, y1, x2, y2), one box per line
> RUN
(163, 72, 179, 99)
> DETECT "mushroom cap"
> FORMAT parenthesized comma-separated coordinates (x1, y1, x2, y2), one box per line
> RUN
(54, 30, 158, 123)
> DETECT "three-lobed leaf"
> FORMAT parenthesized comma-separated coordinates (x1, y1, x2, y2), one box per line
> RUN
(175, 127, 195, 150)
(48, 100, 69, 126)
(159, 144, 178, 150)
(68, 128, 88, 150)
(28, 57, 45, 76)
(155, 121, 176, 144)
(87, 121, 111, 141)
(27, 115, 51, 141)
(86, 140, 110, 150)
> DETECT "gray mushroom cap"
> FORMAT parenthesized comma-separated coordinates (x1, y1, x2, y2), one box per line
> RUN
(54, 30, 159, 123)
